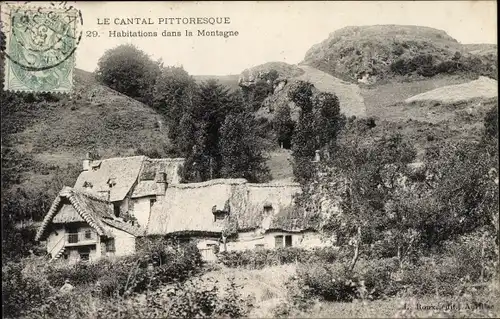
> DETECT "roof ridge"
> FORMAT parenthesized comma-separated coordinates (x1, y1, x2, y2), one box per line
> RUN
(171, 178, 248, 189)
(99, 155, 147, 161)
(72, 189, 110, 203)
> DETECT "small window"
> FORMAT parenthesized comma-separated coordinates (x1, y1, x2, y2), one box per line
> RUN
(107, 178, 116, 188)
(113, 203, 120, 217)
(275, 235, 283, 248)
(80, 253, 90, 261)
(106, 238, 116, 252)
(285, 235, 292, 247)
(214, 214, 225, 222)
(84, 230, 92, 239)
(79, 247, 90, 261)
(263, 205, 273, 214)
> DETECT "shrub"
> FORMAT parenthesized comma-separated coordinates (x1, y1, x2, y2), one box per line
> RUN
(353, 257, 402, 299)
(96, 276, 251, 319)
(217, 247, 340, 269)
(24, 288, 99, 319)
(214, 276, 252, 318)
(44, 239, 204, 298)
(295, 262, 358, 302)
(2, 261, 54, 318)
(46, 260, 107, 287)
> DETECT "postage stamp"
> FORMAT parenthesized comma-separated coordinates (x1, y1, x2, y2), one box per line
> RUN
(2, 4, 82, 93)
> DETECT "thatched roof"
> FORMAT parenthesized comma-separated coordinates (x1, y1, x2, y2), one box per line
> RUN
(74, 156, 185, 202)
(35, 187, 145, 241)
(139, 158, 184, 184)
(102, 218, 146, 237)
(74, 156, 146, 202)
(131, 181, 157, 198)
(145, 179, 308, 236)
(146, 179, 247, 235)
(233, 182, 303, 231)
(267, 205, 320, 232)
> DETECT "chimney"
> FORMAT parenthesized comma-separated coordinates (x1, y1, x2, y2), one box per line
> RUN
(82, 152, 92, 171)
(155, 172, 167, 196)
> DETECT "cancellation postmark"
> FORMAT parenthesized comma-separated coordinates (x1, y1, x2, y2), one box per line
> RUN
(1, 2, 83, 93)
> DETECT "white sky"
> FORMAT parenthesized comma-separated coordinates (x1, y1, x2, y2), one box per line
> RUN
(32, 1, 500, 75)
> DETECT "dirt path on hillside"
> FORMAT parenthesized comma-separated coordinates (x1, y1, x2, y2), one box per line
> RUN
(296, 65, 366, 118)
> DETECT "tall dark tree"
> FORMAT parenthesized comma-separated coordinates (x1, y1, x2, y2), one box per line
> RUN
(152, 66, 198, 155)
(289, 81, 344, 183)
(181, 80, 234, 181)
(312, 92, 345, 151)
(219, 110, 271, 183)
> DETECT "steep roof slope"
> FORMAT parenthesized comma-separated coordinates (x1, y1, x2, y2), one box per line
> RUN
(74, 156, 146, 202)
(36, 187, 145, 241)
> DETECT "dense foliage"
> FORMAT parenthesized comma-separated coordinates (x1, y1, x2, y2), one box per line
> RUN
(288, 81, 345, 183)
(218, 247, 341, 269)
(95, 44, 161, 104)
(2, 239, 204, 318)
(180, 80, 270, 182)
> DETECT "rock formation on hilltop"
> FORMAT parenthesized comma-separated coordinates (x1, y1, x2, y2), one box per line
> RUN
(238, 62, 304, 88)
(302, 25, 497, 83)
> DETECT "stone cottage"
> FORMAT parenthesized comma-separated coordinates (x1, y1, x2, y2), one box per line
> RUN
(36, 155, 327, 263)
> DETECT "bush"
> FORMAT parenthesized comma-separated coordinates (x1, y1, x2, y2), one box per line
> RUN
(295, 262, 358, 302)
(24, 288, 98, 319)
(2, 261, 54, 318)
(44, 239, 204, 298)
(353, 257, 402, 298)
(96, 276, 251, 319)
(46, 260, 106, 287)
(218, 247, 340, 269)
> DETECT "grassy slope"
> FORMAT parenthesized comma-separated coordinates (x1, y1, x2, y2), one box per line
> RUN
(201, 264, 499, 318)
(295, 65, 366, 117)
(3, 68, 170, 192)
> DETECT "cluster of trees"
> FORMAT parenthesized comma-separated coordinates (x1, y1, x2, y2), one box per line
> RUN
(96, 44, 270, 183)
(297, 109, 499, 271)
(286, 81, 345, 183)
(95, 45, 351, 185)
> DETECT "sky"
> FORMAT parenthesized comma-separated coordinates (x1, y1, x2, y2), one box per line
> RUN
(30, 1, 500, 75)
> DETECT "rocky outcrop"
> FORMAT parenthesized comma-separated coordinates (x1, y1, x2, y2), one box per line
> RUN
(302, 25, 497, 82)
(238, 62, 304, 88)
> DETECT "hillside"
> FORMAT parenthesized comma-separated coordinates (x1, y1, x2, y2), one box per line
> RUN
(405, 76, 498, 105)
(302, 25, 497, 82)
(2, 68, 171, 196)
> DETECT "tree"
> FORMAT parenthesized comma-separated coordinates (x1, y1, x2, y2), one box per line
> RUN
(181, 80, 234, 182)
(299, 125, 418, 271)
(312, 92, 344, 151)
(219, 111, 271, 183)
(289, 81, 316, 183)
(152, 66, 198, 155)
(289, 81, 344, 183)
(95, 44, 161, 104)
